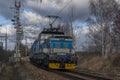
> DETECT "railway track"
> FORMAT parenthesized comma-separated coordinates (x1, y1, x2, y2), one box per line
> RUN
(67, 70, 112, 80)
(49, 69, 112, 80)
(49, 70, 85, 80)
(31, 62, 112, 80)
(31, 62, 84, 80)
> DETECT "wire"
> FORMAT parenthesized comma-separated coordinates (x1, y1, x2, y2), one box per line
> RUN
(56, 0, 72, 16)
(41, 0, 73, 28)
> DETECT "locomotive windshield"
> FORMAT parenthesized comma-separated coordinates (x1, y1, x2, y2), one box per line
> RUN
(50, 37, 74, 53)
(51, 41, 73, 49)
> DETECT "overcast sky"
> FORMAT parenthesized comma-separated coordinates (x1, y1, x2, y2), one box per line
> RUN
(0, 0, 90, 50)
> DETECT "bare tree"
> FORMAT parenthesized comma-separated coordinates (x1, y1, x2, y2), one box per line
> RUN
(60, 23, 73, 36)
(112, 10, 120, 53)
(88, 0, 118, 57)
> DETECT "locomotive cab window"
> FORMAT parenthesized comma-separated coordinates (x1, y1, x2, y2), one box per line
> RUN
(56, 42, 60, 48)
(64, 43, 68, 48)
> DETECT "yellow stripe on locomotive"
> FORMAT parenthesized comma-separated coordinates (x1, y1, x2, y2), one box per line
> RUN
(49, 63, 60, 69)
(65, 64, 76, 69)
(49, 63, 76, 69)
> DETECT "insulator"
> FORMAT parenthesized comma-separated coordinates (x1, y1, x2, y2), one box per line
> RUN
(13, 23, 16, 25)
(11, 19, 15, 22)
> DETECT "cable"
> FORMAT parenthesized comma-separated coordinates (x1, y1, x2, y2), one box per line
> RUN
(41, 0, 73, 28)
(56, 0, 72, 16)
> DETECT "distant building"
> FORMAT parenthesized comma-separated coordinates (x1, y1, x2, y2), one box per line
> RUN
(0, 42, 3, 48)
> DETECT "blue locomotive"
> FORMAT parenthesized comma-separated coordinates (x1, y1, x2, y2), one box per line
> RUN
(30, 27, 77, 69)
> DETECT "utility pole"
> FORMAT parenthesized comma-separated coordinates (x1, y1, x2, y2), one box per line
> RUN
(25, 36, 28, 56)
(5, 29, 7, 51)
(0, 36, 4, 48)
(0, 35, 7, 50)
(71, 0, 76, 49)
(4, 34, 7, 50)
(11, 0, 23, 62)
(0, 25, 7, 50)
(71, 0, 74, 37)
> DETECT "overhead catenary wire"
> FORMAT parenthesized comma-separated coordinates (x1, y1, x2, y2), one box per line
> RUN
(20, 0, 73, 28)
(18, 0, 74, 44)
(56, 0, 73, 16)
(40, 0, 73, 28)
(16, 0, 73, 28)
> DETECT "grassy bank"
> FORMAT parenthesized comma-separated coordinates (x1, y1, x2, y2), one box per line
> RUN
(77, 53, 120, 78)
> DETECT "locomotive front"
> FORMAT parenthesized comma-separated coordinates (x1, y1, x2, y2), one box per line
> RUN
(48, 36, 77, 69)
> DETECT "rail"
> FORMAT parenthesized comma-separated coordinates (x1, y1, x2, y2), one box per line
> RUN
(75, 67, 120, 80)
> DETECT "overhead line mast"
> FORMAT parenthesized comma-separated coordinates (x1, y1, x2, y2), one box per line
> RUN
(11, 0, 23, 62)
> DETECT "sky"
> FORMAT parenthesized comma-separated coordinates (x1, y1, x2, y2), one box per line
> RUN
(0, 0, 90, 50)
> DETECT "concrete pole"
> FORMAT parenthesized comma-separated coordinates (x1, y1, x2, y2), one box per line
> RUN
(5, 27, 7, 51)
(25, 36, 27, 56)
(5, 33, 7, 51)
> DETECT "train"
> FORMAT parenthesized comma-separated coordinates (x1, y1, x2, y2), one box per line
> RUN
(30, 27, 77, 69)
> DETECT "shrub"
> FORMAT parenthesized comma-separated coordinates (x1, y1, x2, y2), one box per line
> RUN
(0, 47, 13, 62)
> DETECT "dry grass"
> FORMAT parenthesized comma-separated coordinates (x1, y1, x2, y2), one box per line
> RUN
(0, 65, 14, 80)
(21, 57, 69, 80)
(77, 53, 120, 79)
(77, 53, 120, 73)
(0, 57, 70, 80)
